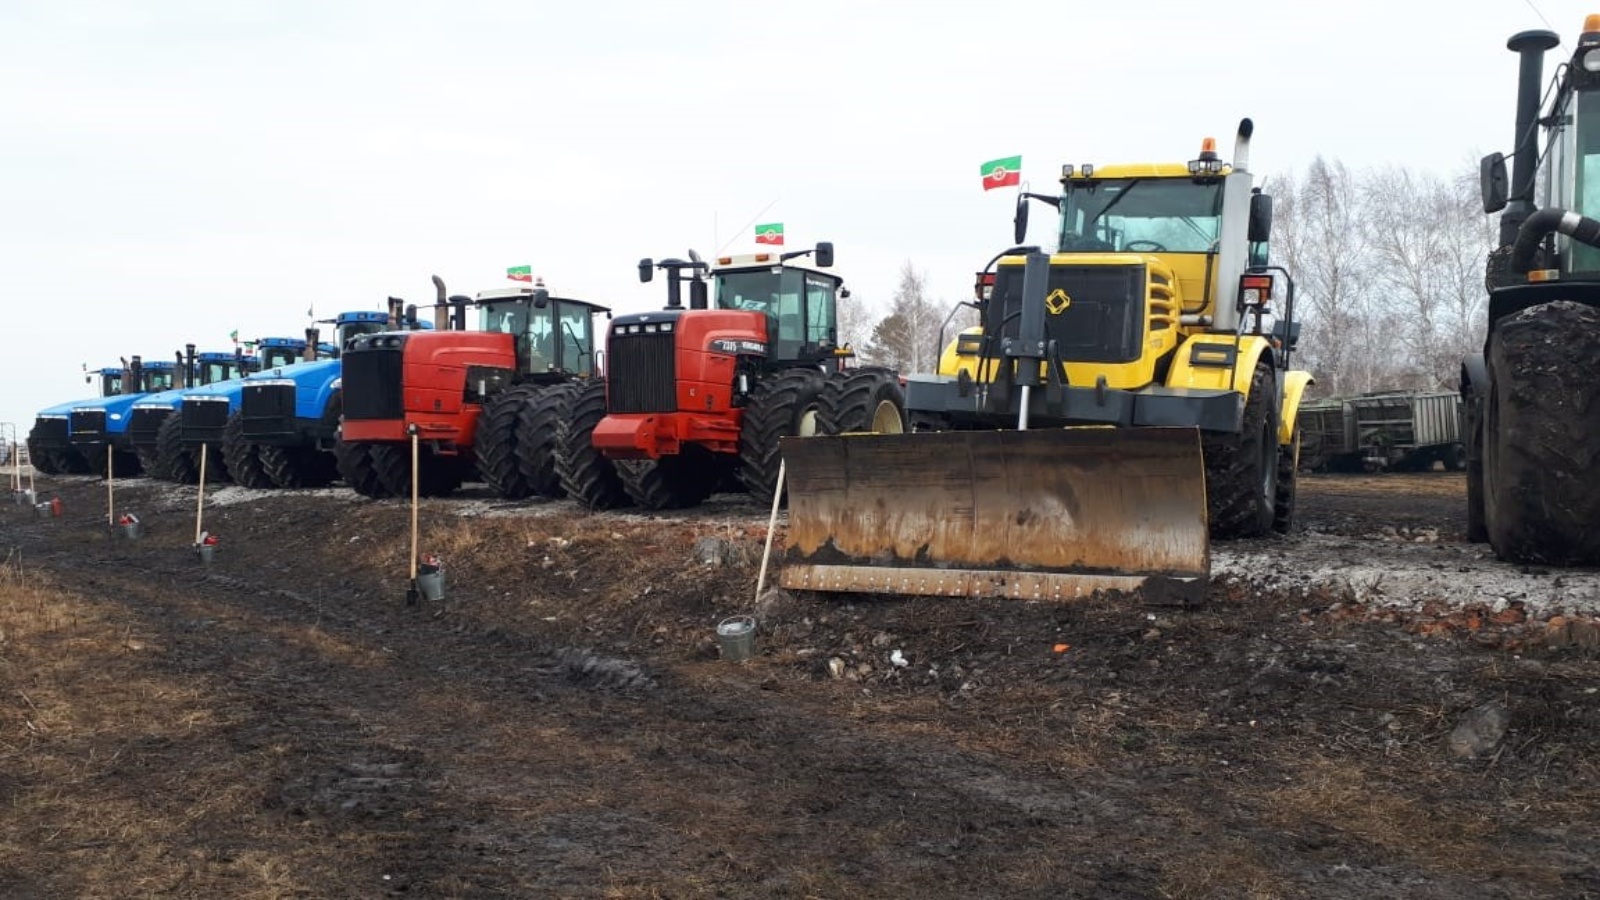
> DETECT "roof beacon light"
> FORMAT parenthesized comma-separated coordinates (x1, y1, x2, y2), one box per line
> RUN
(1583, 13, 1600, 44)
(1188, 137, 1224, 176)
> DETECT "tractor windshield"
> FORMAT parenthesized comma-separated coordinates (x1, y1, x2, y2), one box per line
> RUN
(99, 371, 124, 397)
(338, 320, 386, 350)
(1549, 86, 1600, 273)
(715, 268, 837, 360)
(554, 301, 597, 376)
(199, 360, 241, 385)
(480, 299, 559, 374)
(260, 347, 301, 369)
(1058, 178, 1225, 253)
(141, 368, 175, 392)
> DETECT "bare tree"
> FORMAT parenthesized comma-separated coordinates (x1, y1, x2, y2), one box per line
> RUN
(835, 286, 879, 360)
(1270, 157, 1494, 397)
(863, 261, 947, 372)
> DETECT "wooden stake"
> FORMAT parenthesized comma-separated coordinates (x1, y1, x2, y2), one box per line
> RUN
(106, 444, 114, 527)
(194, 443, 208, 544)
(755, 458, 785, 603)
(410, 429, 420, 584)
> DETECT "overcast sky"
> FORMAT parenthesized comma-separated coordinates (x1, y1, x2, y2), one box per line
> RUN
(1, 0, 1592, 432)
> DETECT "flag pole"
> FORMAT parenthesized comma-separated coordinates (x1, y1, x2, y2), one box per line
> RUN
(715, 198, 780, 256)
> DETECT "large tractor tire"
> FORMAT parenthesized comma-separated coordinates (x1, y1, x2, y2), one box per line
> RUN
(221, 412, 274, 489)
(26, 430, 62, 475)
(615, 452, 719, 510)
(477, 384, 543, 499)
(336, 440, 392, 498)
(266, 391, 341, 489)
(1272, 427, 1299, 534)
(1463, 390, 1487, 543)
(515, 382, 579, 498)
(1483, 300, 1600, 565)
(817, 367, 907, 435)
(369, 443, 464, 498)
(739, 368, 826, 507)
(1203, 362, 1279, 539)
(555, 380, 629, 511)
(157, 414, 203, 485)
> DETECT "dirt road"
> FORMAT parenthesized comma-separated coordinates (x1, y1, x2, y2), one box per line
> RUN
(1, 472, 1597, 898)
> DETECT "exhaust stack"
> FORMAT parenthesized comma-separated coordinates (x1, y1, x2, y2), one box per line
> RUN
(431, 275, 450, 330)
(1503, 29, 1561, 245)
(1232, 117, 1254, 174)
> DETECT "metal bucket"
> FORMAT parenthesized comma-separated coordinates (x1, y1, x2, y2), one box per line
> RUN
(32, 502, 49, 519)
(197, 544, 215, 565)
(415, 570, 445, 602)
(122, 522, 142, 540)
(715, 615, 756, 661)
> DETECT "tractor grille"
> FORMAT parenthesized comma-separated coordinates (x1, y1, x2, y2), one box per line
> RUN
(341, 348, 404, 420)
(181, 397, 230, 444)
(128, 407, 172, 449)
(69, 409, 107, 444)
(992, 263, 1147, 364)
(241, 382, 296, 438)
(31, 416, 69, 448)
(607, 332, 677, 413)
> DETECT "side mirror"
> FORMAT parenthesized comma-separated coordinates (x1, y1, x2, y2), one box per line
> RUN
(814, 242, 834, 268)
(1271, 318, 1301, 350)
(638, 258, 655, 283)
(1481, 152, 1509, 214)
(1248, 191, 1274, 243)
(1013, 195, 1030, 245)
(840, 287, 851, 299)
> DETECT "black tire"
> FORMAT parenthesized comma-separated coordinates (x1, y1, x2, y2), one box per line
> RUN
(26, 431, 62, 475)
(1203, 362, 1279, 538)
(221, 412, 274, 489)
(817, 367, 907, 435)
(1272, 428, 1299, 534)
(157, 414, 201, 484)
(370, 442, 461, 498)
(477, 384, 543, 499)
(555, 380, 630, 510)
(738, 368, 826, 506)
(615, 452, 719, 510)
(336, 440, 391, 498)
(1483, 300, 1600, 565)
(1463, 387, 1487, 542)
(515, 382, 579, 498)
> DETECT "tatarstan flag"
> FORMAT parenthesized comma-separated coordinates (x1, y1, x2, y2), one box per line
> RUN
(506, 265, 533, 282)
(981, 155, 1022, 190)
(755, 223, 784, 245)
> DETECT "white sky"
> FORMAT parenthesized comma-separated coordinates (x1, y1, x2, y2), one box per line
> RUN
(2, 0, 1593, 431)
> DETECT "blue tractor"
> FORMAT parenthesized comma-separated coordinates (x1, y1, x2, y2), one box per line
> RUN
(168, 336, 327, 484)
(62, 357, 183, 477)
(231, 303, 431, 488)
(27, 361, 149, 475)
(127, 346, 262, 478)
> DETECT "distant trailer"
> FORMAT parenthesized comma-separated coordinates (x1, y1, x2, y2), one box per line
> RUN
(1350, 391, 1464, 471)
(1297, 391, 1465, 472)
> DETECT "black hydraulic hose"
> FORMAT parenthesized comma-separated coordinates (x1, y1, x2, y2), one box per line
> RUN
(1511, 207, 1600, 272)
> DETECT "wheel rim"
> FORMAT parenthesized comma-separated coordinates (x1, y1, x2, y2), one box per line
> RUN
(869, 399, 904, 434)
(797, 406, 819, 437)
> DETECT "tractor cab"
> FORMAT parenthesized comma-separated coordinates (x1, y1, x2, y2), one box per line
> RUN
(474, 284, 609, 380)
(92, 367, 127, 397)
(253, 338, 307, 370)
(635, 244, 841, 365)
(199, 352, 250, 384)
(326, 309, 433, 356)
(139, 361, 177, 393)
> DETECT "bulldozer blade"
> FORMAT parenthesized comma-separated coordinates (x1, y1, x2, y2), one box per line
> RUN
(779, 427, 1210, 604)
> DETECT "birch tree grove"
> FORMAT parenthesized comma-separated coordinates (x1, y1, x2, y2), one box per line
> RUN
(1270, 158, 1491, 396)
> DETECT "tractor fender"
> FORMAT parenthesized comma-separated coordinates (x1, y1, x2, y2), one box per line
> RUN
(1277, 370, 1315, 447)
(1165, 334, 1274, 395)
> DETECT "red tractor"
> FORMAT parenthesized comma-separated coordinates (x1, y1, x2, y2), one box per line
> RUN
(336, 277, 610, 498)
(557, 243, 906, 510)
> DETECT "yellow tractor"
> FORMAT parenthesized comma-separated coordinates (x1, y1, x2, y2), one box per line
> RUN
(781, 119, 1313, 604)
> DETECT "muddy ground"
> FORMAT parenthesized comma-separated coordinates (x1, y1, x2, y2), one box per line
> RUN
(1, 471, 1598, 899)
